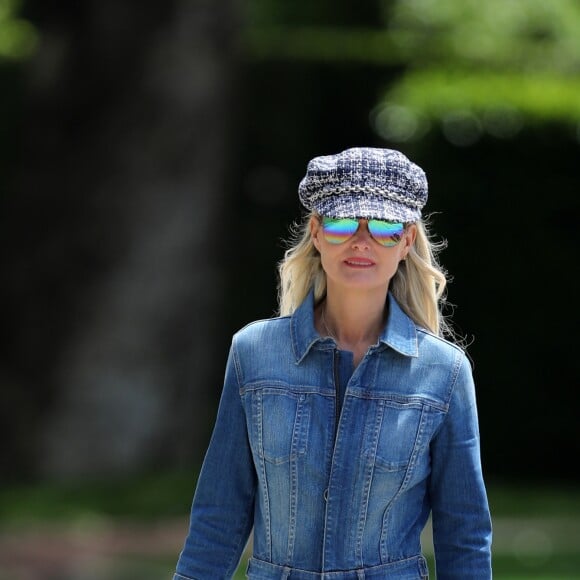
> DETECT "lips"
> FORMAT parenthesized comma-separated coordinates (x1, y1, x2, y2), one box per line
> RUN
(344, 257, 375, 267)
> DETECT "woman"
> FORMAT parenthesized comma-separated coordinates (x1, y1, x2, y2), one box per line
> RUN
(174, 147, 492, 579)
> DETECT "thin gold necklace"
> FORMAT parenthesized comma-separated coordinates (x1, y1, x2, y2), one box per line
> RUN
(320, 306, 338, 342)
(321, 305, 382, 346)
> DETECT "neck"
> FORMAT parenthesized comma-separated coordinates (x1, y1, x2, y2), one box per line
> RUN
(319, 285, 388, 348)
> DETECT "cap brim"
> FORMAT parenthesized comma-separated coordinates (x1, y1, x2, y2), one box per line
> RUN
(313, 194, 421, 223)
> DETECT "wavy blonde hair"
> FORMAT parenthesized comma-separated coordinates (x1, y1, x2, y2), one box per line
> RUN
(277, 213, 459, 342)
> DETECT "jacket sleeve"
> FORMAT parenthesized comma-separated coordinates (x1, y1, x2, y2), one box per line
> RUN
(429, 353, 493, 580)
(174, 339, 256, 580)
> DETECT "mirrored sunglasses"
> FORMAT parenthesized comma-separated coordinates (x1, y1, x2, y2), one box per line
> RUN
(321, 217, 405, 247)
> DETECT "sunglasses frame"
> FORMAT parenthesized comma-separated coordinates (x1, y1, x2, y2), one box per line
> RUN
(320, 216, 407, 248)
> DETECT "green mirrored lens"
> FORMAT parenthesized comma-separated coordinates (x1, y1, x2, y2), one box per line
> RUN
(322, 218, 359, 244)
(368, 220, 405, 247)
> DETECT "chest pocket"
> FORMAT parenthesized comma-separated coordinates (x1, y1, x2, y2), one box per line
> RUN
(373, 400, 426, 473)
(255, 389, 311, 465)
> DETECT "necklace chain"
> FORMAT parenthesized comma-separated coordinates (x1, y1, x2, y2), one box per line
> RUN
(320, 306, 337, 341)
(320, 304, 383, 346)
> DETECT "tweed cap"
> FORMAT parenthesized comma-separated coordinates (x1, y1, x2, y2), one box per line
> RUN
(298, 147, 428, 223)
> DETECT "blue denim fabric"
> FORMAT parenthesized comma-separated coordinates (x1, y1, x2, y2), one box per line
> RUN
(174, 291, 492, 579)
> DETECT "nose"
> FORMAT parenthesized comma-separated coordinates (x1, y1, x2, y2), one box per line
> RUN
(351, 219, 372, 249)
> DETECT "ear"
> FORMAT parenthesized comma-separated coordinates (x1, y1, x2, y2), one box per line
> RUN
(401, 223, 417, 258)
(310, 215, 322, 251)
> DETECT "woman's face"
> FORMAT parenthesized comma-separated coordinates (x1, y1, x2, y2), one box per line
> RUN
(310, 216, 417, 294)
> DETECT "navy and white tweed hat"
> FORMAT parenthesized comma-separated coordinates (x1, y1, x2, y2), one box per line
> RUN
(298, 147, 428, 223)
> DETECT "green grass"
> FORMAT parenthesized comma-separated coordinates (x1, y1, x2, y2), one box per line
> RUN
(0, 470, 199, 523)
(486, 479, 580, 517)
(1, 473, 579, 578)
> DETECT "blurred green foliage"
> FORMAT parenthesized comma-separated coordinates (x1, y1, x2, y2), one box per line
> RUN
(385, 0, 580, 71)
(246, 27, 403, 64)
(372, 70, 580, 144)
(244, 0, 580, 141)
(0, 0, 37, 60)
(379, 0, 580, 141)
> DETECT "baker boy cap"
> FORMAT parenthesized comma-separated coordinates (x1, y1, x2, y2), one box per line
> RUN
(298, 147, 428, 223)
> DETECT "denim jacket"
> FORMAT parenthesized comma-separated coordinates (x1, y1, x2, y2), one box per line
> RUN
(174, 291, 492, 579)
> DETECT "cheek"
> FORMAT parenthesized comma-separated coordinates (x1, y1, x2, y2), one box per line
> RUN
(317, 244, 346, 277)
(378, 250, 406, 280)
(385, 261, 401, 280)
(318, 247, 333, 273)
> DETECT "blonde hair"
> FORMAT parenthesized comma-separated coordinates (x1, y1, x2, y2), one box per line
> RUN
(277, 213, 460, 343)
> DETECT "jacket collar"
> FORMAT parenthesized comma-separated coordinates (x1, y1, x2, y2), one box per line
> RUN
(290, 289, 419, 364)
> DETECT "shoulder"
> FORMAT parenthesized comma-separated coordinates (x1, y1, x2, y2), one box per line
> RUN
(416, 326, 465, 353)
(417, 330, 476, 406)
(232, 315, 292, 351)
(229, 316, 298, 383)
(415, 326, 472, 376)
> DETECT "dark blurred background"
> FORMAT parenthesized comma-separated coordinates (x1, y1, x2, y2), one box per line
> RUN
(1, 0, 579, 494)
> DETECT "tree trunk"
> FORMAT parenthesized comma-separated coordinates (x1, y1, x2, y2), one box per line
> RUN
(1, 0, 239, 480)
